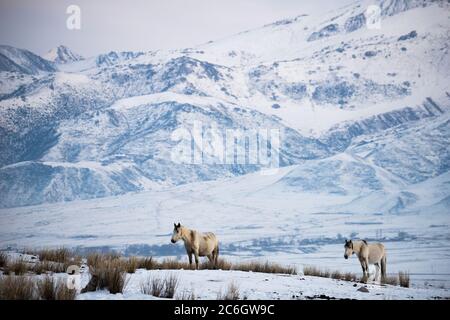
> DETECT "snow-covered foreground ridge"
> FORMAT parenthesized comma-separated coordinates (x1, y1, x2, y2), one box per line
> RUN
(1, 252, 448, 300)
(78, 269, 450, 300)
(0, 0, 449, 207)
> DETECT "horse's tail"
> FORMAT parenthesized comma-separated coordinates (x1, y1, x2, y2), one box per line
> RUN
(381, 254, 387, 279)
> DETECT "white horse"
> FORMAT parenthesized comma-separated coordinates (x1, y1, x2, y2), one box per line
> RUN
(170, 223, 219, 269)
(344, 239, 387, 282)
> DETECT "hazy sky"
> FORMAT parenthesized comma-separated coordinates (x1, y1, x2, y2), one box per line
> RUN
(0, 0, 354, 57)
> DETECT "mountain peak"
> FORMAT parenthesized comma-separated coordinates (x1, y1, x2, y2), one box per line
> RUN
(43, 45, 83, 64)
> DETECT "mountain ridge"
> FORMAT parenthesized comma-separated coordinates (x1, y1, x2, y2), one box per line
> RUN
(0, 0, 449, 208)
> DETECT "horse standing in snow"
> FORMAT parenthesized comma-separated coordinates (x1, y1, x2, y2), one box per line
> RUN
(170, 223, 219, 269)
(344, 239, 387, 282)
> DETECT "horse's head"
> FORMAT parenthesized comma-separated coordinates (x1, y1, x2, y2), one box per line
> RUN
(171, 223, 182, 243)
(344, 240, 354, 259)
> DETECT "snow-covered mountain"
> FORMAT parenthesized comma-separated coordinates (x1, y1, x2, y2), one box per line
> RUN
(0, 0, 449, 208)
(0, 45, 56, 74)
(43, 45, 84, 64)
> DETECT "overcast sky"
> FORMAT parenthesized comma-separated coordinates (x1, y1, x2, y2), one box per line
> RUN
(0, 0, 354, 57)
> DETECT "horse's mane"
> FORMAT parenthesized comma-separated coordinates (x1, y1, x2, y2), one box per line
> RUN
(362, 239, 368, 245)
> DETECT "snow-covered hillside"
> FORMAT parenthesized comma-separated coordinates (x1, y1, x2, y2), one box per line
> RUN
(0, 0, 449, 208)
(43, 45, 84, 64)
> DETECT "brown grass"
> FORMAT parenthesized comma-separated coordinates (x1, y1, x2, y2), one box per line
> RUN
(0, 275, 76, 300)
(0, 276, 37, 300)
(398, 271, 410, 288)
(90, 259, 128, 294)
(158, 258, 191, 270)
(37, 276, 76, 300)
(32, 261, 68, 274)
(163, 273, 179, 298)
(343, 272, 358, 282)
(86, 252, 120, 269)
(136, 257, 156, 270)
(218, 282, 240, 300)
(381, 275, 399, 286)
(303, 266, 329, 278)
(124, 257, 139, 274)
(231, 260, 296, 275)
(141, 276, 163, 296)
(176, 289, 196, 300)
(36, 248, 71, 263)
(0, 252, 7, 268)
(331, 270, 342, 280)
(5, 259, 29, 275)
(54, 281, 77, 300)
(36, 276, 56, 300)
(213, 258, 233, 270)
(84, 252, 295, 275)
(303, 266, 358, 282)
(140, 273, 179, 298)
(26, 248, 80, 265)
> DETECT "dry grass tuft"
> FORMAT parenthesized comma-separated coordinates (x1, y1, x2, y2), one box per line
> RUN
(53, 281, 77, 300)
(176, 289, 196, 300)
(381, 275, 399, 286)
(36, 276, 76, 300)
(137, 257, 157, 270)
(141, 276, 163, 296)
(303, 266, 358, 282)
(86, 252, 120, 269)
(0, 275, 76, 300)
(331, 270, 343, 280)
(5, 259, 29, 275)
(36, 276, 56, 300)
(303, 266, 328, 278)
(35, 248, 72, 263)
(124, 257, 139, 274)
(218, 282, 240, 300)
(140, 273, 179, 298)
(90, 259, 128, 294)
(398, 271, 410, 288)
(33, 261, 68, 275)
(213, 258, 232, 270)
(26, 248, 80, 265)
(163, 273, 179, 298)
(0, 252, 7, 268)
(0, 276, 37, 300)
(343, 272, 358, 282)
(231, 260, 296, 275)
(158, 258, 190, 270)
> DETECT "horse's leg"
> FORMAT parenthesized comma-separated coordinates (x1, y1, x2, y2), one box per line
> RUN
(194, 251, 199, 270)
(188, 251, 193, 269)
(364, 259, 370, 281)
(213, 246, 219, 269)
(374, 263, 379, 282)
(360, 259, 369, 283)
(207, 254, 213, 268)
(360, 260, 366, 282)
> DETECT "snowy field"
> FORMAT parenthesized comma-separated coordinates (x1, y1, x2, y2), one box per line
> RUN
(1, 252, 448, 300)
(78, 269, 449, 300)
